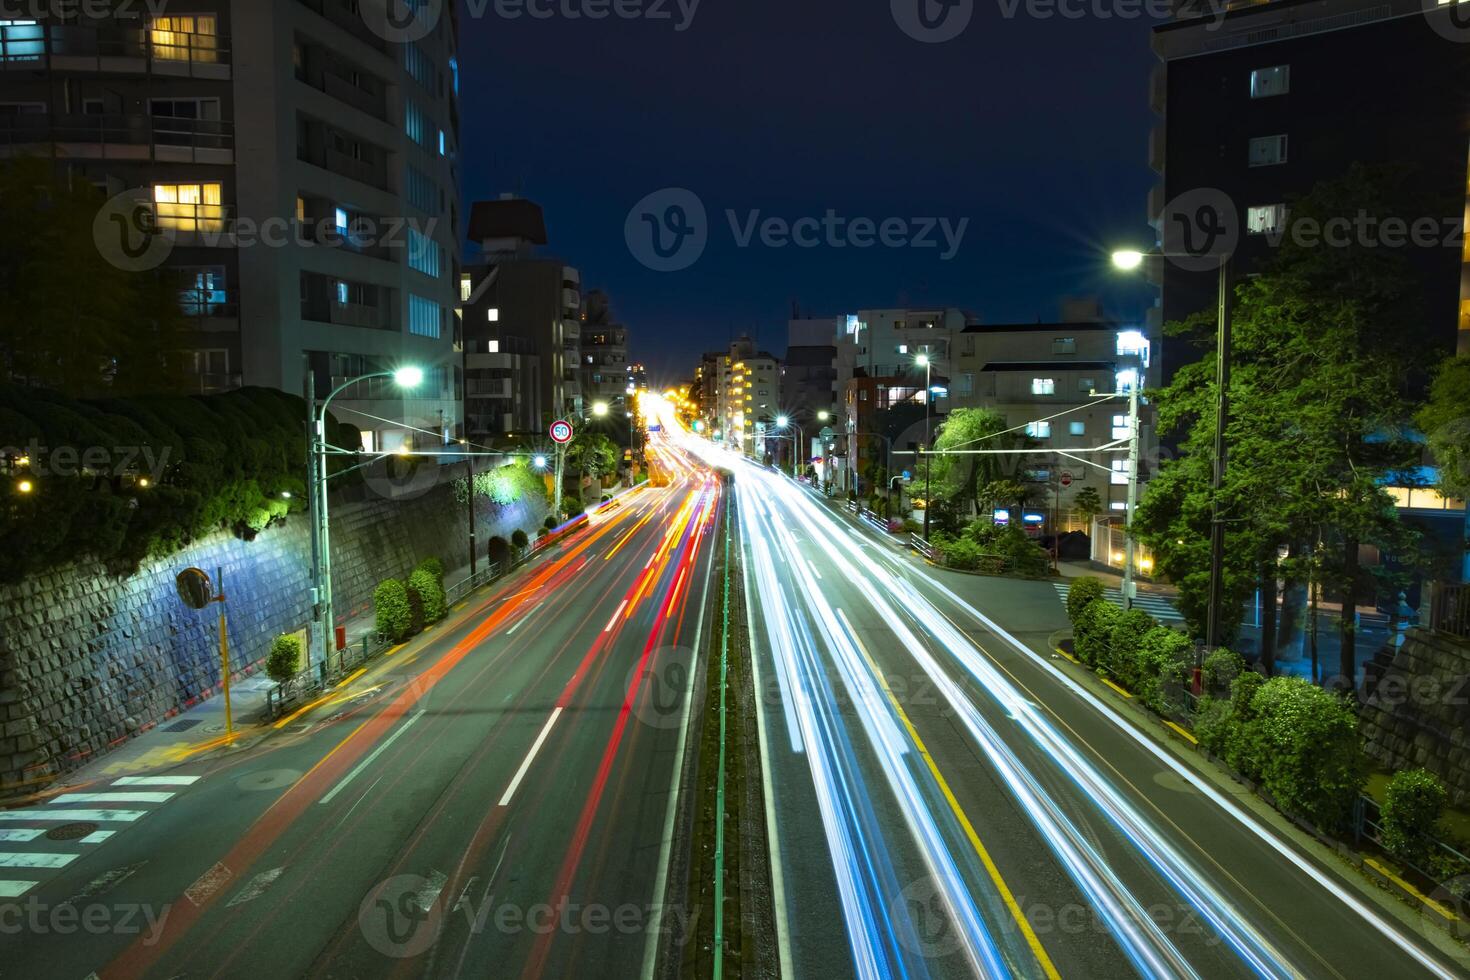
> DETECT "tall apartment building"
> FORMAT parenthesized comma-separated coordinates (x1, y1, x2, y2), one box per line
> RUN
(459, 197, 583, 442)
(715, 336, 780, 454)
(0, 2, 463, 450)
(1152, 0, 1470, 372)
(580, 290, 632, 404)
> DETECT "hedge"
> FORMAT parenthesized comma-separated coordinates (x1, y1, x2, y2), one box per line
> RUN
(1073, 599, 1122, 669)
(266, 634, 303, 684)
(1240, 677, 1366, 829)
(1381, 769, 1448, 868)
(374, 578, 412, 642)
(511, 528, 530, 551)
(408, 565, 446, 625)
(1066, 577, 1106, 623)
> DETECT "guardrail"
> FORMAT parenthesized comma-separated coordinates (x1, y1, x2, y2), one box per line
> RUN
(910, 534, 935, 560)
(1429, 581, 1470, 640)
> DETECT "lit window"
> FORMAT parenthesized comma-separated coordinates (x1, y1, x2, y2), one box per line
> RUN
(1052, 337, 1076, 355)
(1025, 421, 1052, 439)
(153, 182, 224, 232)
(1248, 134, 1288, 167)
(438, 130, 447, 156)
(897, 344, 908, 354)
(1247, 204, 1285, 235)
(1116, 369, 1140, 393)
(1111, 460, 1129, 486)
(1116, 330, 1150, 364)
(459, 275, 472, 302)
(487, 308, 499, 322)
(409, 294, 442, 338)
(487, 340, 500, 353)
(1112, 415, 1130, 441)
(1031, 378, 1055, 396)
(1250, 65, 1290, 98)
(0, 21, 44, 64)
(334, 207, 349, 233)
(1110, 501, 1128, 511)
(1069, 421, 1086, 437)
(336, 280, 350, 305)
(151, 15, 217, 63)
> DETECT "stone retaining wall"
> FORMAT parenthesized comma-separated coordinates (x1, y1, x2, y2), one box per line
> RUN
(0, 475, 547, 788)
(1359, 627, 1470, 806)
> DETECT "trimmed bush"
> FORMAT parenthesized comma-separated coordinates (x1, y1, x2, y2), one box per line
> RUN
(1382, 769, 1449, 867)
(511, 528, 530, 551)
(408, 566, 447, 625)
(1107, 608, 1157, 683)
(545, 515, 559, 531)
(487, 536, 511, 567)
(1202, 648, 1246, 698)
(417, 556, 444, 585)
(265, 634, 303, 684)
(1074, 599, 1122, 669)
(1128, 627, 1191, 714)
(374, 578, 412, 642)
(1242, 677, 1366, 829)
(1066, 577, 1106, 624)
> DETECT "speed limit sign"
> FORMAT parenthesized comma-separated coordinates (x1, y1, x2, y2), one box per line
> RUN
(550, 420, 574, 444)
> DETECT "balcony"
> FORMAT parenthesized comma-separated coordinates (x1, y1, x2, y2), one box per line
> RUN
(562, 288, 581, 315)
(296, 0, 391, 56)
(191, 372, 242, 394)
(0, 22, 232, 78)
(0, 113, 234, 165)
(466, 378, 514, 399)
(319, 71, 388, 121)
(298, 141, 391, 193)
(1149, 125, 1165, 175)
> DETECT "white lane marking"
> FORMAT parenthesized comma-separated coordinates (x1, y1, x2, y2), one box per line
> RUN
(806, 559, 823, 581)
(413, 870, 448, 912)
(319, 709, 427, 806)
(66, 862, 146, 903)
(112, 776, 200, 787)
(507, 600, 544, 635)
(185, 862, 233, 907)
(499, 707, 563, 807)
(0, 880, 37, 897)
(227, 867, 285, 908)
(53, 792, 174, 804)
(0, 829, 44, 842)
(605, 600, 629, 632)
(0, 809, 145, 823)
(79, 831, 114, 845)
(0, 852, 77, 869)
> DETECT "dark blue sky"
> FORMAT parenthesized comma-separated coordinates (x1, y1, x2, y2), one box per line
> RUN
(459, 0, 1161, 379)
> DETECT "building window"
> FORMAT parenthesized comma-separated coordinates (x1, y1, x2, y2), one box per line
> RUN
(487, 340, 500, 353)
(178, 266, 226, 316)
(1112, 415, 1130, 441)
(188, 348, 228, 377)
(148, 98, 221, 145)
(1250, 65, 1290, 99)
(486, 308, 499, 322)
(438, 130, 447, 156)
(1116, 330, 1150, 361)
(1110, 501, 1128, 511)
(1025, 421, 1052, 439)
(153, 182, 224, 232)
(1031, 378, 1055, 396)
(407, 227, 442, 278)
(409, 294, 443, 338)
(1248, 134, 1288, 167)
(956, 372, 974, 396)
(405, 101, 430, 148)
(0, 20, 44, 64)
(1078, 377, 1096, 393)
(1111, 460, 1128, 486)
(1069, 421, 1086, 437)
(1052, 337, 1076, 355)
(150, 15, 217, 63)
(1247, 204, 1286, 235)
(459, 275, 472, 302)
(407, 165, 439, 213)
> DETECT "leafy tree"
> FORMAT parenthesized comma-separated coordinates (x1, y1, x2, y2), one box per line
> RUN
(1073, 486, 1104, 525)
(566, 432, 620, 485)
(487, 535, 511, 566)
(1107, 608, 1157, 683)
(511, 528, 530, 552)
(1067, 577, 1106, 623)
(1137, 165, 1429, 678)
(1381, 768, 1448, 868)
(265, 634, 303, 684)
(930, 408, 1033, 518)
(0, 159, 189, 396)
(374, 579, 412, 642)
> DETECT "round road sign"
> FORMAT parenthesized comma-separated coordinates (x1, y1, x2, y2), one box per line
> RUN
(550, 420, 574, 444)
(1060, 471, 1074, 489)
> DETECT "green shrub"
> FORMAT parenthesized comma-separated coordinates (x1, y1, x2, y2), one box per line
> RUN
(1067, 577, 1107, 624)
(416, 556, 444, 585)
(487, 536, 511, 567)
(1107, 608, 1157, 683)
(1202, 649, 1246, 698)
(408, 566, 447, 625)
(1129, 627, 1192, 714)
(545, 515, 559, 531)
(1244, 677, 1366, 829)
(937, 535, 985, 571)
(374, 578, 412, 642)
(511, 528, 530, 551)
(1382, 769, 1449, 867)
(265, 634, 303, 684)
(1074, 599, 1122, 669)
(1194, 696, 1237, 757)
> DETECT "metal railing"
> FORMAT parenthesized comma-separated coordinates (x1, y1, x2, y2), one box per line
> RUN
(910, 534, 935, 560)
(1429, 581, 1470, 640)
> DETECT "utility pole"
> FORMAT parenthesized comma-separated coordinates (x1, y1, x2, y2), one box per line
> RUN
(923, 356, 933, 540)
(305, 371, 326, 678)
(1204, 258, 1234, 653)
(1121, 383, 1141, 612)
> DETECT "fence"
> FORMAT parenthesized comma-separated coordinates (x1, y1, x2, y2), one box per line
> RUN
(1090, 516, 1156, 577)
(1429, 581, 1470, 640)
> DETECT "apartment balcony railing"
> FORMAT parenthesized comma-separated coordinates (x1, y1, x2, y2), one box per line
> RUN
(296, 0, 391, 56)
(0, 113, 234, 164)
(179, 292, 240, 320)
(0, 23, 232, 76)
(466, 379, 514, 399)
(298, 220, 396, 261)
(191, 372, 242, 394)
(298, 142, 391, 193)
(319, 72, 388, 121)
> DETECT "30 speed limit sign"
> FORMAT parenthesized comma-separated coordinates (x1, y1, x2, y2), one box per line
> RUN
(550, 420, 574, 444)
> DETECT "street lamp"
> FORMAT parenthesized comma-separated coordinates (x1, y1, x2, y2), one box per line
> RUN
(592, 401, 610, 418)
(768, 417, 800, 480)
(916, 352, 937, 539)
(1113, 244, 1233, 680)
(307, 366, 423, 679)
(533, 455, 548, 470)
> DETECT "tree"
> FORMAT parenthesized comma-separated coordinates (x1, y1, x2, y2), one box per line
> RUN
(1137, 164, 1429, 677)
(265, 634, 303, 685)
(566, 432, 619, 484)
(1381, 769, 1448, 868)
(929, 408, 1030, 517)
(0, 159, 188, 396)
(1073, 486, 1104, 525)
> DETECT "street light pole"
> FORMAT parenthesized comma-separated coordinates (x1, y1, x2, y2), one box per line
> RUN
(1122, 383, 1141, 612)
(1205, 257, 1234, 654)
(923, 356, 933, 541)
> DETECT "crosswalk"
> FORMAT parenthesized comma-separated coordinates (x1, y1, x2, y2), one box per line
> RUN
(0, 774, 200, 899)
(1053, 581, 1185, 624)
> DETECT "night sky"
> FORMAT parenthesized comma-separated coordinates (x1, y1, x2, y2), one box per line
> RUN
(459, 0, 1161, 379)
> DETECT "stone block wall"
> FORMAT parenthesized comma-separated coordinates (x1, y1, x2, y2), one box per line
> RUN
(0, 475, 547, 788)
(1360, 627, 1470, 806)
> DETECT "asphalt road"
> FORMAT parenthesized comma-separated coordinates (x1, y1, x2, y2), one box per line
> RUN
(727, 454, 1470, 980)
(0, 446, 719, 980)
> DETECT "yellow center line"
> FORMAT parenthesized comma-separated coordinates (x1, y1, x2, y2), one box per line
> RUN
(837, 609, 1061, 980)
(336, 668, 367, 689)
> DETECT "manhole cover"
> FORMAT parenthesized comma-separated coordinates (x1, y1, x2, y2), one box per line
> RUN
(161, 719, 204, 733)
(46, 822, 98, 841)
(236, 769, 301, 792)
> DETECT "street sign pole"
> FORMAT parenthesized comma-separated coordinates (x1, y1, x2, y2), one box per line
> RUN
(216, 566, 232, 739)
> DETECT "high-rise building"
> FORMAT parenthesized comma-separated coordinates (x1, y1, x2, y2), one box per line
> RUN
(1151, 0, 1470, 371)
(0, 2, 464, 449)
(580, 290, 632, 404)
(716, 336, 780, 454)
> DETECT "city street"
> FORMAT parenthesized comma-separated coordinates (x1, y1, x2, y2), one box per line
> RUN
(721, 450, 1470, 980)
(0, 447, 719, 980)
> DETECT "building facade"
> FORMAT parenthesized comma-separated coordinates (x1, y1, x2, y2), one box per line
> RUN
(0, 1, 464, 449)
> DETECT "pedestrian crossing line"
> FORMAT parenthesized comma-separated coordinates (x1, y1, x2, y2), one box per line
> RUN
(0, 829, 45, 842)
(52, 792, 174, 805)
(0, 852, 77, 869)
(0, 809, 147, 823)
(0, 880, 38, 897)
(1054, 582, 1184, 620)
(112, 776, 200, 787)
(79, 831, 115, 845)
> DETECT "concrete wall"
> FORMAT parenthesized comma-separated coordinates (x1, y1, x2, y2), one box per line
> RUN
(0, 475, 547, 788)
(1360, 627, 1470, 807)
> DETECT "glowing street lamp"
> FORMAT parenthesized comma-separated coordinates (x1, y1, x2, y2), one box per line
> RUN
(592, 401, 610, 418)
(533, 455, 548, 470)
(16, 479, 33, 494)
(1110, 249, 1146, 271)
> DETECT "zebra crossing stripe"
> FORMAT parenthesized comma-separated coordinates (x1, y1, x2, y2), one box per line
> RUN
(0, 829, 45, 842)
(0, 809, 147, 823)
(53, 792, 174, 805)
(0, 880, 37, 898)
(112, 776, 200, 787)
(0, 853, 77, 869)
